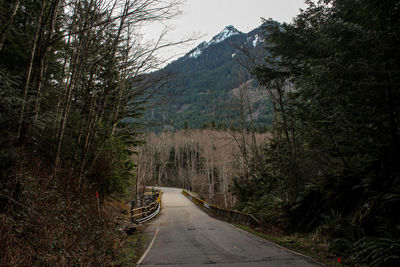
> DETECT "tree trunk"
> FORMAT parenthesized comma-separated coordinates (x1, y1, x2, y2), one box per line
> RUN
(33, 0, 61, 125)
(17, 0, 46, 139)
(0, 0, 21, 52)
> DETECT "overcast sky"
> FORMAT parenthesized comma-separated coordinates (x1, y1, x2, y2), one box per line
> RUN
(144, 0, 308, 62)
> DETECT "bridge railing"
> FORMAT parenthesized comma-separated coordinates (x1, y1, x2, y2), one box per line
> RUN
(182, 190, 259, 227)
(131, 191, 162, 223)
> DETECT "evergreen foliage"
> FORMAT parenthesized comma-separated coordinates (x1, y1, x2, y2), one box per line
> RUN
(235, 0, 400, 265)
(142, 26, 273, 131)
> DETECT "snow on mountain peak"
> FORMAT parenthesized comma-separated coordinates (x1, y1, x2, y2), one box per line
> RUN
(253, 34, 259, 47)
(208, 25, 240, 45)
(187, 41, 208, 58)
(188, 47, 201, 58)
(186, 26, 241, 59)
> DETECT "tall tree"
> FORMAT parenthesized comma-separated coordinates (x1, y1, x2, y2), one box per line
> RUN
(238, 1, 400, 264)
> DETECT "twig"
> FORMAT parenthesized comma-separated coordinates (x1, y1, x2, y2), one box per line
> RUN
(0, 193, 42, 217)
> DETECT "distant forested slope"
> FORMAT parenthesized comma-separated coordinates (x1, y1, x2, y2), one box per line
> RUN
(142, 25, 273, 131)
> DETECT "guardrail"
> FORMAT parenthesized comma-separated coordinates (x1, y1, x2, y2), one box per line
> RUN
(182, 190, 259, 227)
(131, 191, 162, 223)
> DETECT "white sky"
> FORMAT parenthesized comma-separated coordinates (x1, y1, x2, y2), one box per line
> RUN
(144, 0, 308, 62)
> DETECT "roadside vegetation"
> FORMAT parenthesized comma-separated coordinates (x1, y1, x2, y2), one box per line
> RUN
(236, 224, 337, 266)
(234, 1, 400, 266)
(0, 0, 183, 265)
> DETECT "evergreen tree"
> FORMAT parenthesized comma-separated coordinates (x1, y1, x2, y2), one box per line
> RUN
(237, 1, 400, 265)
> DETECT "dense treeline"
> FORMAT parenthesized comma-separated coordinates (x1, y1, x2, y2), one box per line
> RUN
(235, 0, 400, 265)
(0, 0, 180, 264)
(137, 129, 269, 208)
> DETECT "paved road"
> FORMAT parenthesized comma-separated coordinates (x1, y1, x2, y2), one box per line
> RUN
(139, 187, 321, 267)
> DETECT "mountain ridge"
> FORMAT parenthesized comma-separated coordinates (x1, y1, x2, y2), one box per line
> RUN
(186, 25, 242, 59)
(143, 24, 272, 132)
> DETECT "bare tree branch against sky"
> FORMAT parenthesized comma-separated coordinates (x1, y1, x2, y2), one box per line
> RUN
(143, 0, 307, 61)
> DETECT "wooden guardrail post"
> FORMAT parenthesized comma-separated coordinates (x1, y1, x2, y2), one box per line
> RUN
(130, 190, 162, 224)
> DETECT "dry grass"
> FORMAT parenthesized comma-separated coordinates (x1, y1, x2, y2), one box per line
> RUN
(236, 224, 345, 266)
(0, 159, 138, 266)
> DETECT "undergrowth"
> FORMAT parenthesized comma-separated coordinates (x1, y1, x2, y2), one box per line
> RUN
(236, 224, 342, 266)
(0, 158, 142, 266)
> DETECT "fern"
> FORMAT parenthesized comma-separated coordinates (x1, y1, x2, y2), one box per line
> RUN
(353, 235, 400, 266)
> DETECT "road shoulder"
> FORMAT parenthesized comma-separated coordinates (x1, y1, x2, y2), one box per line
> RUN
(234, 224, 337, 266)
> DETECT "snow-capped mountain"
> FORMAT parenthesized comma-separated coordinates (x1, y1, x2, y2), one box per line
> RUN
(188, 41, 207, 58)
(177, 24, 263, 69)
(144, 23, 272, 131)
(208, 25, 241, 45)
(187, 25, 242, 59)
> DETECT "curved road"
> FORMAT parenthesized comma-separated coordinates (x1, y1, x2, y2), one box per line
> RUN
(139, 187, 321, 267)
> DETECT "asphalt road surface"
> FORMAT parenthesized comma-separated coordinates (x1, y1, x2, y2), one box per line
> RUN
(139, 187, 322, 267)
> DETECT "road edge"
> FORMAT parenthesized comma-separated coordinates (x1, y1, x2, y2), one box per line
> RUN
(232, 224, 326, 266)
(136, 227, 159, 266)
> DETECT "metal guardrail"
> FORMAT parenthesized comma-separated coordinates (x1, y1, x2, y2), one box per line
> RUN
(131, 191, 162, 223)
(182, 190, 260, 227)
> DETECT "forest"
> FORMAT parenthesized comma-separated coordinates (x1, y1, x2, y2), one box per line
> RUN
(0, 0, 183, 265)
(137, 129, 269, 208)
(238, 1, 400, 265)
(1, 0, 399, 266)
(140, 25, 273, 132)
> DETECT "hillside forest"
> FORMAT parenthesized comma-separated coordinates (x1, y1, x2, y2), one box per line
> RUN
(140, 26, 273, 132)
(1, 0, 400, 266)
